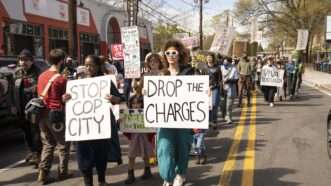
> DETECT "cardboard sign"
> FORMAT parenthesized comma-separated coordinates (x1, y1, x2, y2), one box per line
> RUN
(121, 26, 141, 79)
(119, 109, 156, 133)
(144, 75, 209, 129)
(65, 76, 112, 141)
(261, 68, 285, 87)
(296, 29, 309, 50)
(111, 44, 124, 60)
(210, 27, 235, 56)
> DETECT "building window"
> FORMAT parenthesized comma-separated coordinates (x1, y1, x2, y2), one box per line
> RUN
(48, 27, 69, 53)
(4, 22, 43, 57)
(80, 33, 100, 62)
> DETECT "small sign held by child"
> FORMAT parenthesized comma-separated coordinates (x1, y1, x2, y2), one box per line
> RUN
(120, 109, 156, 133)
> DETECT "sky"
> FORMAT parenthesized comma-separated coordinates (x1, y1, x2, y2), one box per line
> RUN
(156, 0, 237, 34)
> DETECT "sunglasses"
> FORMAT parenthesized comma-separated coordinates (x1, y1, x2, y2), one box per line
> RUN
(165, 50, 179, 58)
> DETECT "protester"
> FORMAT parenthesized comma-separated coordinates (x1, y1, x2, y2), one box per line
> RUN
(14, 49, 42, 168)
(220, 57, 239, 124)
(261, 58, 278, 107)
(124, 79, 154, 184)
(37, 49, 72, 184)
(286, 59, 297, 100)
(276, 61, 286, 101)
(157, 40, 195, 186)
(296, 60, 305, 93)
(238, 56, 253, 107)
(145, 53, 164, 75)
(206, 52, 222, 129)
(69, 55, 123, 186)
(250, 57, 257, 91)
(256, 57, 263, 89)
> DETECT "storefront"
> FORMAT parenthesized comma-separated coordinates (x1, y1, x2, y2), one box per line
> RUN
(0, 0, 153, 62)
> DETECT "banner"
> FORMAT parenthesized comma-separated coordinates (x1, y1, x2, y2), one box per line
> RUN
(110, 44, 124, 60)
(24, 0, 90, 26)
(121, 26, 141, 79)
(261, 68, 285, 87)
(144, 75, 209, 129)
(181, 36, 199, 49)
(119, 109, 156, 133)
(327, 16, 331, 41)
(65, 76, 112, 141)
(210, 27, 235, 56)
(296, 29, 309, 50)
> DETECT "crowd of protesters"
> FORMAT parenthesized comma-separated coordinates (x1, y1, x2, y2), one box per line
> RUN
(13, 39, 305, 186)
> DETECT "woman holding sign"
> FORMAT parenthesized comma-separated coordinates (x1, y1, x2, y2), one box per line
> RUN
(157, 40, 196, 186)
(261, 58, 278, 107)
(66, 55, 123, 186)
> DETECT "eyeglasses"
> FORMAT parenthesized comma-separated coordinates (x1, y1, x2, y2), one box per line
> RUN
(165, 50, 179, 58)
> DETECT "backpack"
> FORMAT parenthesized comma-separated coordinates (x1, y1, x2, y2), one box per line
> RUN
(24, 74, 60, 124)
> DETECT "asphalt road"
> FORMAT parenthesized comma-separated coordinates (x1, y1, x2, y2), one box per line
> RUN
(0, 85, 330, 186)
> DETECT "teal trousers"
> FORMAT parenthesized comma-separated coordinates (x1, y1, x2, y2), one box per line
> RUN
(157, 128, 193, 182)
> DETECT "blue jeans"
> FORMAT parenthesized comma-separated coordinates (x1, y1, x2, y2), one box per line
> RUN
(193, 131, 207, 155)
(210, 88, 220, 122)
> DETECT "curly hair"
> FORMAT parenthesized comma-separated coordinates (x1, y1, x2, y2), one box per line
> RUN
(163, 39, 187, 64)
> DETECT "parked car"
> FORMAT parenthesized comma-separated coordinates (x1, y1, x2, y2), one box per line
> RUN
(0, 57, 49, 127)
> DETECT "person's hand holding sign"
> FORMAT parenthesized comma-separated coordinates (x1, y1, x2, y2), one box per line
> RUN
(105, 94, 121, 105)
(62, 93, 72, 103)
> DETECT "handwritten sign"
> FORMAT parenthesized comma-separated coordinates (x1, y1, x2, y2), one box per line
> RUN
(327, 16, 331, 41)
(261, 68, 285, 87)
(144, 76, 209, 129)
(121, 26, 141, 79)
(210, 27, 235, 56)
(65, 76, 112, 141)
(119, 109, 156, 133)
(111, 44, 124, 60)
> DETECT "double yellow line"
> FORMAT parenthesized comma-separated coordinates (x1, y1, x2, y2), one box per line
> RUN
(219, 94, 257, 186)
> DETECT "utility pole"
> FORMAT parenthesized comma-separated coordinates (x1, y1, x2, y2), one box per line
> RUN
(127, 0, 140, 26)
(68, 0, 78, 61)
(196, 0, 208, 50)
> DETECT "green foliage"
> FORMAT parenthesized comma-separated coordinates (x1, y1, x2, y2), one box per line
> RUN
(152, 24, 188, 51)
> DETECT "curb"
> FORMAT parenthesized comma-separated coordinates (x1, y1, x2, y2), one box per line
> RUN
(303, 80, 331, 95)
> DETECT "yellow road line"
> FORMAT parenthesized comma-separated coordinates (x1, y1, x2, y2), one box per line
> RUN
(241, 93, 257, 186)
(219, 101, 248, 186)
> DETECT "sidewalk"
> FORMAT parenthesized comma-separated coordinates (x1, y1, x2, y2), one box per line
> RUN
(303, 68, 331, 92)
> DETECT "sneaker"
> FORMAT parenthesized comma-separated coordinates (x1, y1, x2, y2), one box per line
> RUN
(163, 181, 173, 186)
(269, 103, 274, 107)
(173, 174, 186, 186)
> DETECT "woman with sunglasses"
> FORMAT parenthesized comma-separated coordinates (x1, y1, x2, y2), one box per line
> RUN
(157, 40, 196, 186)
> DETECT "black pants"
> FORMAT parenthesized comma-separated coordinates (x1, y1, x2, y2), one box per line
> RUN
(76, 140, 109, 186)
(262, 86, 277, 103)
(20, 118, 42, 153)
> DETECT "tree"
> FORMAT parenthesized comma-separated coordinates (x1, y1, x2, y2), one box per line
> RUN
(234, 0, 331, 62)
(152, 24, 189, 51)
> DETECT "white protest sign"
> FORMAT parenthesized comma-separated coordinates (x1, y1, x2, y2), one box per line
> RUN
(296, 29, 309, 50)
(119, 109, 157, 133)
(210, 27, 235, 56)
(261, 68, 285, 87)
(327, 16, 331, 40)
(65, 76, 112, 141)
(121, 26, 141, 79)
(144, 75, 209, 129)
(181, 36, 199, 49)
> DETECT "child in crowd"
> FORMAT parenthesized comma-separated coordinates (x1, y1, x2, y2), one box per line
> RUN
(124, 79, 154, 184)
